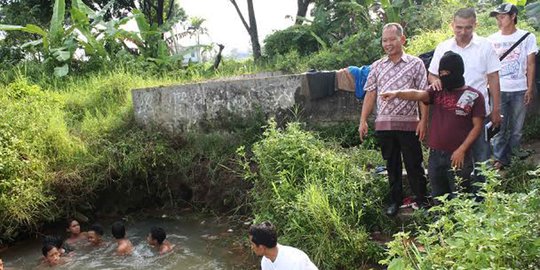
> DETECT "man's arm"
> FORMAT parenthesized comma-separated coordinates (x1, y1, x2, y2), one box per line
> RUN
(359, 91, 376, 142)
(451, 116, 483, 168)
(525, 53, 536, 105)
(417, 101, 428, 141)
(380, 89, 430, 103)
(487, 71, 502, 127)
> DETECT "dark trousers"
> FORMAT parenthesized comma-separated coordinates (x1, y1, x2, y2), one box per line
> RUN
(376, 130, 427, 205)
(428, 149, 474, 199)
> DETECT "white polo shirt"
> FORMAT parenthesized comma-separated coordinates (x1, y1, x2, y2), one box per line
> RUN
(429, 34, 501, 114)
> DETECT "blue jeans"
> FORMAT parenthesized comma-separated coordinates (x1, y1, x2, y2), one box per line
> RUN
(472, 115, 492, 164)
(492, 91, 527, 165)
(428, 149, 474, 199)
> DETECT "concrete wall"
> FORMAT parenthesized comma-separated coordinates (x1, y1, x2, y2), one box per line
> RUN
(132, 74, 361, 133)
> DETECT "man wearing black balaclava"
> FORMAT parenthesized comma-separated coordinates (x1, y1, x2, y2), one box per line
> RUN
(380, 51, 486, 202)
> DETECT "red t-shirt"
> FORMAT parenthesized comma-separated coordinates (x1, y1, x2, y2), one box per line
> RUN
(426, 86, 486, 153)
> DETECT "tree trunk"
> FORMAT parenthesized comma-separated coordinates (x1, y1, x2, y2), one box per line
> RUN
(295, 0, 312, 25)
(246, 0, 261, 60)
(166, 0, 175, 20)
(156, 0, 164, 26)
(230, 0, 261, 61)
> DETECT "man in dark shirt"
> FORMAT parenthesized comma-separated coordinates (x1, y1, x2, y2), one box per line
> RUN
(381, 51, 485, 201)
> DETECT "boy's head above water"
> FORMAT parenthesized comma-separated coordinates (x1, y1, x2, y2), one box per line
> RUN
(66, 219, 81, 235)
(0, 258, 4, 270)
(111, 221, 126, 239)
(147, 227, 166, 246)
(87, 223, 104, 245)
(43, 235, 63, 249)
(42, 245, 61, 266)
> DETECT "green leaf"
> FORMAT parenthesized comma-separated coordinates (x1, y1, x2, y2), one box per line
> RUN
(76, 27, 107, 57)
(23, 24, 47, 37)
(507, 0, 526, 6)
(133, 9, 151, 33)
(0, 24, 25, 31)
(49, 0, 66, 45)
(53, 64, 69, 77)
(388, 258, 405, 270)
(70, 7, 90, 26)
(53, 49, 71, 61)
(20, 39, 43, 48)
(72, 0, 95, 17)
(310, 31, 328, 50)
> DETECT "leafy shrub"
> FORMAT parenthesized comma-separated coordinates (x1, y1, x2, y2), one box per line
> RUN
(0, 62, 273, 242)
(405, 28, 452, 57)
(273, 50, 307, 73)
(307, 28, 383, 70)
(310, 121, 380, 149)
(0, 78, 84, 241)
(240, 120, 390, 269)
(381, 170, 540, 269)
(263, 25, 320, 58)
(523, 114, 540, 142)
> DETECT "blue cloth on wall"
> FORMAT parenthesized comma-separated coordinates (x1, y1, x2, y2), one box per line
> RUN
(348, 65, 370, 100)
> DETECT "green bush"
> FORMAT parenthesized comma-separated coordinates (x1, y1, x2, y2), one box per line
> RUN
(381, 169, 540, 269)
(0, 78, 84, 241)
(273, 50, 307, 73)
(240, 120, 390, 269)
(263, 25, 321, 58)
(0, 59, 273, 242)
(307, 28, 382, 70)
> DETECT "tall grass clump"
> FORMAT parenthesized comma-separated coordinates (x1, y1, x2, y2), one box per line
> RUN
(0, 60, 272, 242)
(381, 169, 540, 269)
(0, 78, 84, 241)
(239, 120, 389, 269)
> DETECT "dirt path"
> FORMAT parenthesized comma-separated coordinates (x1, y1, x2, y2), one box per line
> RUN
(523, 140, 540, 166)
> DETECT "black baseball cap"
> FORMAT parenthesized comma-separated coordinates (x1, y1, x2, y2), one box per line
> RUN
(489, 3, 518, 17)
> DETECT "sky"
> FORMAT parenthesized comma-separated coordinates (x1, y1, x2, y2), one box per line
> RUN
(180, 0, 301, 56)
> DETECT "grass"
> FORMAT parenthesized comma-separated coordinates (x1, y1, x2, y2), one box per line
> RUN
(0, 59, 271, 243)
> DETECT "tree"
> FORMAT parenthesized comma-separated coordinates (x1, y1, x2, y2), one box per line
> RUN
(229, 0, 261, 61)
(139, 0, 186, 27)
(187, 17, 208, 61)
(295, 0, 314, 25)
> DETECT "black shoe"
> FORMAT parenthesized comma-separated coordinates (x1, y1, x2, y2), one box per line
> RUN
(386, 204, 399, 216)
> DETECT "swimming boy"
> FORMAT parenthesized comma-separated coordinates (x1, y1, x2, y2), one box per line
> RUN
(87, 223, 105, 247)
(147, 227, 174, 254)
(43, 235, 74, 256)
(41, 244, 65, 267)
(111, 221, 133, 256)
(65, 219, 86, 245)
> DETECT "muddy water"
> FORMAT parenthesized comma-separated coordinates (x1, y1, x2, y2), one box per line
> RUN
(0, 216, 257, 270)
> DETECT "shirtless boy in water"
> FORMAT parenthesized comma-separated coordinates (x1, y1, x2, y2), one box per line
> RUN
(87, 223, 105, 247)
(65, 219, 87, 245)
(147, 227, 174, 254)
(111, 221, 133, 256)
(41, 245, 66, 267)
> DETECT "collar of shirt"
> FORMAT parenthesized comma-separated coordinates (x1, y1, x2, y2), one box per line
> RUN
(451, 33, 481, 49)
(381, 53, 412, 64)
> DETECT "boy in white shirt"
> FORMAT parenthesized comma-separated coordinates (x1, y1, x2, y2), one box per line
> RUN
(488, 3, 538, 169)
(248, 221, 318, 270)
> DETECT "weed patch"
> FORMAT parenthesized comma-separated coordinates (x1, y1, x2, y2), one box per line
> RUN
(240, 120, 390, 269)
